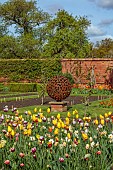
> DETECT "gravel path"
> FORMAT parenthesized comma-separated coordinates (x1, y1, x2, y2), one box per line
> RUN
(0, 96, 105, 111)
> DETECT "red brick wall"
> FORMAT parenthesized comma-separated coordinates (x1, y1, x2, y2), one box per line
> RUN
(61, 58, 113, 87)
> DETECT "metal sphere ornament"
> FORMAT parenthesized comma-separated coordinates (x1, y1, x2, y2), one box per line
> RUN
(46, 75, 72, 102)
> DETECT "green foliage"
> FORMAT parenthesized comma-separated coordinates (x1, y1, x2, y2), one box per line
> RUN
(0, 1, 92, 59)
(72, 88, 113, 96)
(43, 10, 91, 59)
(60, 72, 74, 85)
(0, 108, 113, 170)
(0, 0, 50, 35)
(92, 38, 113, 58)
(0, 35, 20, 59)
(0, 83, 4, 91)
(8, 83, 38, 92)
(0, 34, 42, 59)
(0, 59, 62, 82)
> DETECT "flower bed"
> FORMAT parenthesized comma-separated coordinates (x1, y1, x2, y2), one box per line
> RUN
(100, 98, 113, 108)
(0, 108, 113, 170)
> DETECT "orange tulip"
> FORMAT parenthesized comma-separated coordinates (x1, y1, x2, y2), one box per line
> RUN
(48, 127, 52, 133)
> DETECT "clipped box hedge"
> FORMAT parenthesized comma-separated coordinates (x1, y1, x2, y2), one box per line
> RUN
(6, 83, 44, 92)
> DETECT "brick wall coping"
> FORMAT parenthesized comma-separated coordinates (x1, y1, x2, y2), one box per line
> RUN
(61, 58, 113, 61)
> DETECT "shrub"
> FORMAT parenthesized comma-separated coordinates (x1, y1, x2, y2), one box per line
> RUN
(59, 72, 75, 85)
(8, 83, 38, 92)
(0, 59, 62, 82)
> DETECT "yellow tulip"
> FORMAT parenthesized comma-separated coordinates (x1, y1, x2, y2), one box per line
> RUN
(28, 111, 32, 115)
(40, 113, 44, 119)
(54, 128, 59, 135)
(52, 119, 57, 126)
(67, 133, 71, 139)
(61, 122, 65, 128)
(19, 115, 23, 120)
(47, 108, 51, 114)
(87, 117, 91, 122)
(94, 119, 98, 125)
(11, 130, 15, 137)
(20, 125, 24, 130)
(34, 108, 37, 113)
(27, 129, 32, 136)
(27, 123, 32, 129)
(36, 134, 40, 139)
(73, 111, 76, 115)
(65, 120, 69, 125)
(39, 108, 42, 113)
(104, 113, 108, 118)
(6, 119, 10, 123)
(76, 114, 79, 119)
(75, 109, 78, 114)
(38, 118, 42, 123)
(65, 117, 70, 125)
(100, 114, 104, 119)
(23, 129, 28, 135)
(32, 114, 36, 121)
(100, 119, 104, 125)
(57, 114, 60, 119)
(58, 119, 62, 123)
(108, 111, 112, 116)
(57, 122, 61, 128)
(67, 112, 71, 118)
(65, 117, 69, 122)
(82, 133, 88, 140)
(8, 126, 12, 133)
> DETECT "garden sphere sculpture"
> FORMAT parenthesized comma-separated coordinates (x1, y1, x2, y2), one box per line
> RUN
(46, 75, 72, 102)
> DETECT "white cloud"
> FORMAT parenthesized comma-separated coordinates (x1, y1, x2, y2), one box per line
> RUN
(89, 34, 113, 43)
(99, 18, 113, 27)
(88, 0, 113, 9)
(98, 0, 113, 9)
(87, 25, 106, 37)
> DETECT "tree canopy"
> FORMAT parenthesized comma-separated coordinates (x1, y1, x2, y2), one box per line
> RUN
(92, 38, 113, 58)
(42, 10, 91, 58)
(0, 0, 50, 35)
(1, 0, 112, 59)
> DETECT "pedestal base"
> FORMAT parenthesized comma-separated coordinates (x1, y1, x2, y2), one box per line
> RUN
(49, 101, 68, 112)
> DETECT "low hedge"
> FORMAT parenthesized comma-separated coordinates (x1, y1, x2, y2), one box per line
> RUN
(2, 83, 43, 92)
(9, 83, 38, 92)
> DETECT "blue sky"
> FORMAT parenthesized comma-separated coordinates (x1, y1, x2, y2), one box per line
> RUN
(1, 0, 113, 43)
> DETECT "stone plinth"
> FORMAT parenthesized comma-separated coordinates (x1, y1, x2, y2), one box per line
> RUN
(49, 101, 68, 112)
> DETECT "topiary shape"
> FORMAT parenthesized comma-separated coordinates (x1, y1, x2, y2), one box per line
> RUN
(46, 75, 72, 102)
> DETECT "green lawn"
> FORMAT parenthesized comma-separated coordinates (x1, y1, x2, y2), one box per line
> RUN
(1, 88, 113, 118)
(1, 99, 113, 118)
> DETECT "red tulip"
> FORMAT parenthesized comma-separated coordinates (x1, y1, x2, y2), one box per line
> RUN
(19, 153, 25, 158)
(16, 136, 19, 141)
(4, 160, 10, 165)
(47, 142, 52, 148)
(96, 151, 101, 155)
(65, 153, 69, 158)
(20, 163, 24, 167)
(74, 139, 78, 145)
(33, 154, 37, 159)
(10, 148, 15, 152)
(31, 147, 36, 154)
(59, 157, 64, 162)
